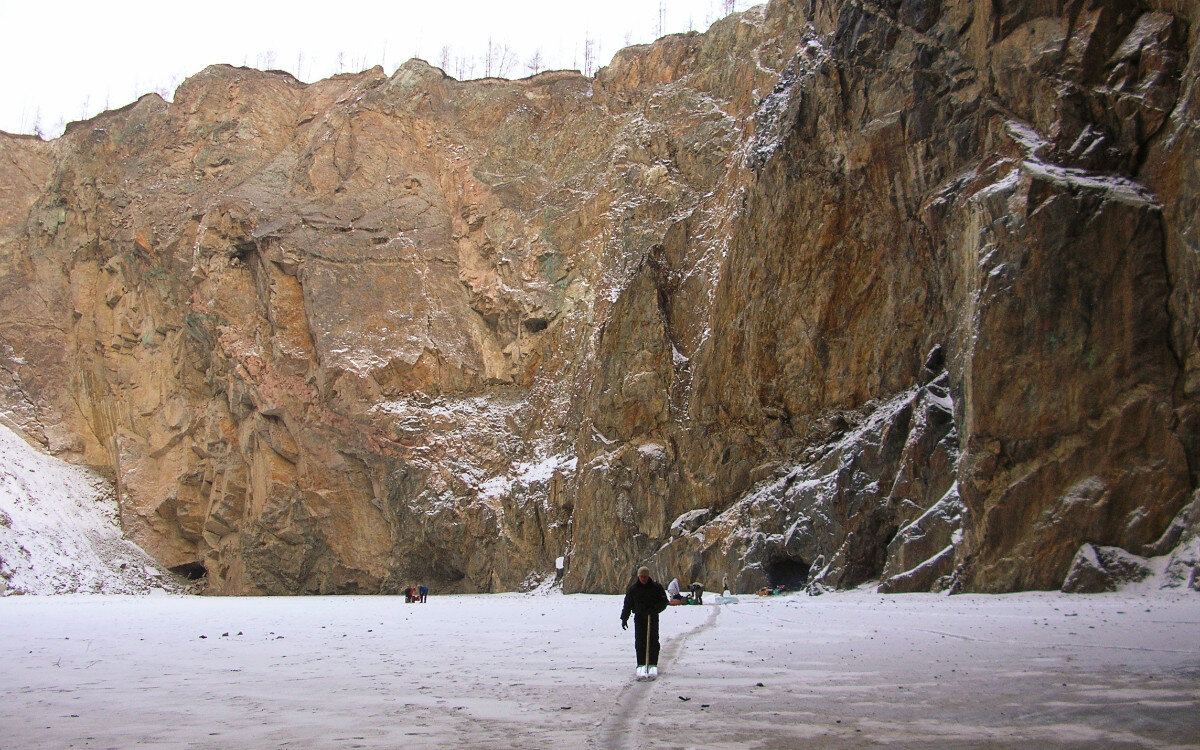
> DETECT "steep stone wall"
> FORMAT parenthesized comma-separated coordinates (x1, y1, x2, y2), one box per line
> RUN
(0, 0, 1197, 595)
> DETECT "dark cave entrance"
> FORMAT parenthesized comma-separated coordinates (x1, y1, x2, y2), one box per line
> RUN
(169, 562, 208, 581)
(766, 557, 808, 590)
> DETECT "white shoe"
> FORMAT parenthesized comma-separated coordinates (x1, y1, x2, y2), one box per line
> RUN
(648, 666, 658, 679)
(636, 666, 648, 680)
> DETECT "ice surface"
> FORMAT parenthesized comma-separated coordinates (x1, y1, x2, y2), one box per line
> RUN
(0, 589, 1196, 747)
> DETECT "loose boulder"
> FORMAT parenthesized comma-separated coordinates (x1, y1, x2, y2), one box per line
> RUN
(1061, 544, 1152, 593)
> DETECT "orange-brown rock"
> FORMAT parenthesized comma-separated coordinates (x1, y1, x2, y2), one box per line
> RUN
(1, 0, 1198, 595)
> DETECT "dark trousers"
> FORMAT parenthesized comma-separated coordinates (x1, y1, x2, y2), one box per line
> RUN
(633, 613, 660, 666)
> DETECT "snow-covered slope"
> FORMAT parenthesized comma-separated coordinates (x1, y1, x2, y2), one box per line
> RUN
(0, 422, 185, 595)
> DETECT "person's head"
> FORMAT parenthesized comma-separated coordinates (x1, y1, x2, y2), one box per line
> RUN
(637, 566, 651, 583)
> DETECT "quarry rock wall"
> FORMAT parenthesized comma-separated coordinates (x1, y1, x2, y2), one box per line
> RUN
(1, 0, 1197, 595)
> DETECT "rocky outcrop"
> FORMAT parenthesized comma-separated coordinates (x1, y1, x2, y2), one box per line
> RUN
(1147, 491, 1200, 589)
(1061, 543, 1152, 592)
(1, 0, 1198, 595)
(651, 365, 960, 594)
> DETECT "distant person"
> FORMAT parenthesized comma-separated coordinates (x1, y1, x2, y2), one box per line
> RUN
(666, 577, 684, 603)
(418, 584, 428, 603)
(404, 586, 415, 603)
(620, 566, 668, 680)
(689, 581, 704, 604)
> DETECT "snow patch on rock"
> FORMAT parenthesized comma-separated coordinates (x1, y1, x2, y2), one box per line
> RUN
(0, 423, 186, 596)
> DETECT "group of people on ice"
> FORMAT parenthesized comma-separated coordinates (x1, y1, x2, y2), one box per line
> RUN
(666, 576, 704, 605)
(403, 584, 428, 603)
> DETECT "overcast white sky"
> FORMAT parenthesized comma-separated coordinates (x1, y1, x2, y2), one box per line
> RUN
(0, 0, 753, 138)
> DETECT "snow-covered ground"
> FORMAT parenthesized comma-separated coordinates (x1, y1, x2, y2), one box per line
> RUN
(0, 423, 184, 596)
(1, 588, 1197, 748)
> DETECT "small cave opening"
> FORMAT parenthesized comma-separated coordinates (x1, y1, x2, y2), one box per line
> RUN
(522, 317, 549, 333)
(426, 564, 465, 584)
(232, 240, 257, 260)
(169, 562, 208, 581)
(766, 557, 808, 590)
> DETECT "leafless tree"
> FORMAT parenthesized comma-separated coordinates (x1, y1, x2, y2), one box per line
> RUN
(440, 45, 452, 72)
(526, 49, 544, 76)
(658, 1, 667, 36)
(455, 54, 477, 80)
(485, 37, 496, 77)
(583, 36, 597, 77)
(723, 0, 736, 14)
(482, 38, 518, 78)
(498, 44, 518, 77)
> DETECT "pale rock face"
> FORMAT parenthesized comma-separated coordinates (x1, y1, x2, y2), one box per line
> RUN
(0, 0, 1198, 595)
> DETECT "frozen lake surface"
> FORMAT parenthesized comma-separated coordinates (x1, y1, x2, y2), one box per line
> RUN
(2, 589, 1198, 748)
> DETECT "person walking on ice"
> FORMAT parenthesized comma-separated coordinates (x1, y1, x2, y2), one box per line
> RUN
(620, 565, 668, 680)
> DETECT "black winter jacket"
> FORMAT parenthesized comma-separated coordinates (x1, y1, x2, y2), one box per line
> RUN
(620, 578, 669, 622)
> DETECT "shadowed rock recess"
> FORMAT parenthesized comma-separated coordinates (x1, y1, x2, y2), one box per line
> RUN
(2, 0, 1200, 595)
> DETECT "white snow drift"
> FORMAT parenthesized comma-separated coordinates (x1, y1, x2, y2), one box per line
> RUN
(0, 422, 183, 595)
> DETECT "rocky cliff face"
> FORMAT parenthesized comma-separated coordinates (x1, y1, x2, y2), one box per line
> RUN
(1, 0, 1198, 595)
